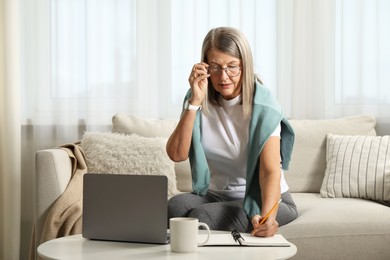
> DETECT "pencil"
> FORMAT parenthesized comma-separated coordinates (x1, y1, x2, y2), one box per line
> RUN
(259, 198, 282, 225)
(251, 198, 282, 235)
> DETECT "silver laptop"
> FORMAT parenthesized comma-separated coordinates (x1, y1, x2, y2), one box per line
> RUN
(82, 173, 169, 244)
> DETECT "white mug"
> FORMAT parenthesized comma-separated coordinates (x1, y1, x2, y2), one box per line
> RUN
(169, 217, 211, 253)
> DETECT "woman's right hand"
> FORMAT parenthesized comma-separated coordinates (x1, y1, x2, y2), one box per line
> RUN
(188, 62, 210, 105)
(166, 62, 210, 162)
(251, 215, 279, 237)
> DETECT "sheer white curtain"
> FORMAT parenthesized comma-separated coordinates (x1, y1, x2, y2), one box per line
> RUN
(333, 0, 390, 134)
(23, 0, 138, 126)
(276, 0, 336, 119)
(19, 0, 172, 259)
(335, 0, 390, 105)
(1, 0, 21, 259)
(2, 0, 390, 259)
(278, 0, 390, 136)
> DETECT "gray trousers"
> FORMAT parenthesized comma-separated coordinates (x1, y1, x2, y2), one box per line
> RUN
(168, 191, 298, 232)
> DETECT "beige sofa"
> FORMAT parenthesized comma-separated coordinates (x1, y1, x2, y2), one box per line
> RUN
(34, 114, 390, 260)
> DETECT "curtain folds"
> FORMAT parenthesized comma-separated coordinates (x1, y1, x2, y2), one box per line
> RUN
(277, 0, 336, 119)
(0, 0, 21, 259)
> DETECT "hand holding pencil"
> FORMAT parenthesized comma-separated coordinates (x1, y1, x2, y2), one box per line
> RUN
(251, 199, 282, 237)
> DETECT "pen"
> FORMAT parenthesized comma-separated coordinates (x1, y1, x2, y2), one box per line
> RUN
(251, 198, 282, 235)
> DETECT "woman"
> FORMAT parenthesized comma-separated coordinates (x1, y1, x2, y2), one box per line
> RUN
(166, 27, 298, 237)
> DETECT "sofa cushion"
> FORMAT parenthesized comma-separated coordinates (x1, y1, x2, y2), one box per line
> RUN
(285, 115, 377, 193)
(279, 193, 390, 260)
(112, 113, 192, 192)
(80, 132, 179, 198)
(320, 134, 390, 205)
(112, 113, 179, 138)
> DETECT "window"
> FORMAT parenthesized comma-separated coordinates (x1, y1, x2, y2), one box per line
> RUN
(22, 0, 137, 125)
(50, 0, 136, 99)
(335, 0, 390, 104)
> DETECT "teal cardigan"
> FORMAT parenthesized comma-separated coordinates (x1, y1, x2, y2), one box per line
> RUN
(183, 81, 295, 218)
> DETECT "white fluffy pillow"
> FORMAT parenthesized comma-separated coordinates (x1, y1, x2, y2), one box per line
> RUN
(320, 134, 390, 205)
(80, 132, 179, 198)
(111, 113, 192, 192)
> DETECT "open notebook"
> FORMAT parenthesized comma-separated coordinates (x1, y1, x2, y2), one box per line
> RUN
(199, 230, 291, 247)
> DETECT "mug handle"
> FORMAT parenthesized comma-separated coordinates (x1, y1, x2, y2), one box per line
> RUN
(197, 222, 211, 246)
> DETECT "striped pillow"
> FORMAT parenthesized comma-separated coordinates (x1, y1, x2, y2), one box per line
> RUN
(320, 134, 390, 205)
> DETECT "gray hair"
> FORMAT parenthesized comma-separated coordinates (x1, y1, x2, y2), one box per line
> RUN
(200, 27, 261, 118)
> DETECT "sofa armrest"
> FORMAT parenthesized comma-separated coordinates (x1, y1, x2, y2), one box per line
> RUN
(35, 149, 72, 245)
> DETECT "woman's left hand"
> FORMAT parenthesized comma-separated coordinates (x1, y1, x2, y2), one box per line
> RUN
(251, 215, 279, 237)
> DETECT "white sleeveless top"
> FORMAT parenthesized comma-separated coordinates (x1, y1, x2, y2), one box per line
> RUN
(201, 94, 289, 200)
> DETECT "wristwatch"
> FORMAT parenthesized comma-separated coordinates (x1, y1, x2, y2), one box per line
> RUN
(184, 100, 202, 111)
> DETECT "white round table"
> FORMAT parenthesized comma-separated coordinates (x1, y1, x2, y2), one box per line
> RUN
(38, 234, 297, 260)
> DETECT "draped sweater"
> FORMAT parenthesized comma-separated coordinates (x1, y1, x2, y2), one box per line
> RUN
(183, 81, 295, 218)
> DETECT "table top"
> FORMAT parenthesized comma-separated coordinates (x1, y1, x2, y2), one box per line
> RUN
(38, 233, 297, 260)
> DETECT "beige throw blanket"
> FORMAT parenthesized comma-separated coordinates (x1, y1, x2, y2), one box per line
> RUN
(30, 142, 87, 260)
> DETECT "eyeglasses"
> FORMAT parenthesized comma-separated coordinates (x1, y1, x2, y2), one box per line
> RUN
(207, 65, 241, 77)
